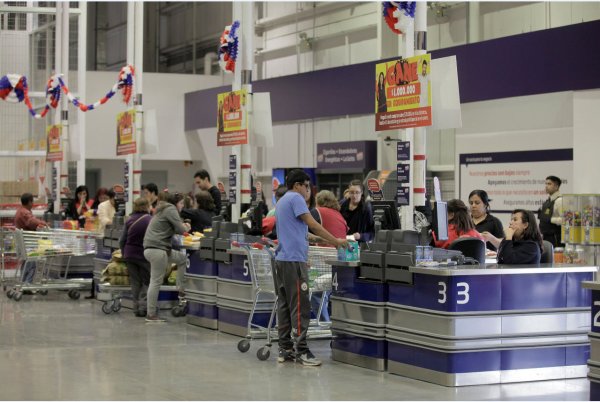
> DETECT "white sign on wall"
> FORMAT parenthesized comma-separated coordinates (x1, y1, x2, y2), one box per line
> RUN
(459, 149, 572, 213)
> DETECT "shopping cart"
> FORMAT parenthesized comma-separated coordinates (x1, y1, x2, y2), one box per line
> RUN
(6, 228, 96, 301)
(97, 282, 128, 314)
(234, 240, 339, 360)
(234, 240, 279, 361)
(307, 245, 339, 328)
(0, 227, 19, 293)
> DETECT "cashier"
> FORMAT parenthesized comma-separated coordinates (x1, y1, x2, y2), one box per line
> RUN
(482, 209, 543, 264)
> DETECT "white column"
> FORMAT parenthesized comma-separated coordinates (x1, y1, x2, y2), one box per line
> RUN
(77, 2, 87, 186)
(53, 3, 63, 214)
(125, 2, 137, 214)
(399, 13, 415, 230)
(60, 2, 70, 198)
(230, 2, 243, 222)
(467, 2, 480, 44)
(240, 1, 253, 207)
(132, 2, 144, 210)
(413, 1, 428, 207)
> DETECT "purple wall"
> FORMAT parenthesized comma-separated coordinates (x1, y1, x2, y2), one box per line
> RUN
(185, 20, 600, 131)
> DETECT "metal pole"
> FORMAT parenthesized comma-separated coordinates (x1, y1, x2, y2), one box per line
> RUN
(400, 11, 415, 231)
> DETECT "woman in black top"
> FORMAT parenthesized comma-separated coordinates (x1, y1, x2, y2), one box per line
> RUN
(180, 191, 215, 233)
(482, 209, 543, 265)
(469, 189, 504, 251)
(339, 180, 374, 243)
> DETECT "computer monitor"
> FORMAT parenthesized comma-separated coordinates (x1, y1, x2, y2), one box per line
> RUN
(371, 200, 401, 231)
(431, 201, 449, 241)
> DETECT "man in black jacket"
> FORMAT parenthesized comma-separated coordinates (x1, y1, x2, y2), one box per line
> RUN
(538, 175, 563, 247)
(194, 170, 222, 215)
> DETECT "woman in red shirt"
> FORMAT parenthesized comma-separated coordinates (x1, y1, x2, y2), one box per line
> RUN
(310, 190, 349, 244)
(434, 199, 484, 249)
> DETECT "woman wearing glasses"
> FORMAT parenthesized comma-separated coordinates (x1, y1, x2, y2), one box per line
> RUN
(339, 180, 374, 243)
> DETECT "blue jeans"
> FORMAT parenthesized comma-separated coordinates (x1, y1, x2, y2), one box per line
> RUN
(21, 261, 36, 284)
(310, 290, 331, 322)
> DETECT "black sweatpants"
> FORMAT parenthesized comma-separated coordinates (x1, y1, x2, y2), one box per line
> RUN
(273, 260, 311, 354)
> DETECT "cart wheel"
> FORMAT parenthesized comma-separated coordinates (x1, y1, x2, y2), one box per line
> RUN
(237, 339, 251, 353)
(171, 306, 183, 317)
(6, 289, 14, 299)
(13, 292, 22, 302)
(112, 300, 122, 312)
(68, 290, 80, 300)
(39, 290, 48, 296)
(102, 302, 112, 314)
(257, 346, 271, 361)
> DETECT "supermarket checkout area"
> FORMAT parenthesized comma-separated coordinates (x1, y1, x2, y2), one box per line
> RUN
(327, 229, 597, 387)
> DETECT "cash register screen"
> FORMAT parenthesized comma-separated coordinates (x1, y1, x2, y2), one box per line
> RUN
(433, 201, 449, 241)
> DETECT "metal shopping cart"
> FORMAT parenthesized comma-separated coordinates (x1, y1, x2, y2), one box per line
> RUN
(234, 240, 279, 361)
(6, 228, 96, 301)
(97, 282, 128, 314)
(0, 227, 19, 293)
(307, 245, 339, 328)
(234, 240, 339, 361)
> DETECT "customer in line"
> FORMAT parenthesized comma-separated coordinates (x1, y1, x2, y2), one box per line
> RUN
(119, 197, 153, 317)
(469, 189, 504, 251)
(91, 188, 109, 210)
(274, 169, 348, 366)
(143, 192, 190, 322)
(15, 193, 49, 286)
(434, 199, 484, 249)
(180, 190, 216, 233)
(339, 180, 374, 243)
(482, 209, 543, 265)
(267, 184, 288, 217)
(309, 190, 348, 322)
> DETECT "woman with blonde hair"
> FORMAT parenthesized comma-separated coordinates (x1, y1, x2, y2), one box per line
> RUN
(310, 190, 349, 241)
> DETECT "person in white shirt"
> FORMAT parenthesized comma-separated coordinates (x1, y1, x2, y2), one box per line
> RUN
(97, 189, 117, 234)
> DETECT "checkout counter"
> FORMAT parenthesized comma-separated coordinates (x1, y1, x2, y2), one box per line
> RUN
(328, 231, 596, 387)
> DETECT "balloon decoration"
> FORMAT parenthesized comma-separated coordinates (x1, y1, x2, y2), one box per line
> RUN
(382, 2, 416, 35)
(0, 65, 135, 118)
(218, 20, 240, 73)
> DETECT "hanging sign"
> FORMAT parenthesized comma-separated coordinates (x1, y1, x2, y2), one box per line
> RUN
(397, 164, 410, 184)
(375, 54, 432, 131)
(217, 89, 248, 146)
(116, 109, 137, 155)
(46, 124, 63, 162)
(397, 141, 410, 161)
(397, 186, 410, 206)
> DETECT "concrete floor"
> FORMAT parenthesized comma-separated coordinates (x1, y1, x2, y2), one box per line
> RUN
(0, 292, 590, 401)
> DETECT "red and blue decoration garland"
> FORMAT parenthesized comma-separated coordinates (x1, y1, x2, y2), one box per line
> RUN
(382, 2, 416, 35)
(218, 20, 240, 74)
(0, 65, 135, 118)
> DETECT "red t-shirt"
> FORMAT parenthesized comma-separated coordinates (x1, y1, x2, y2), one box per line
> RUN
(434, 223, 484, 249)
(315, 207, 349, 240)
